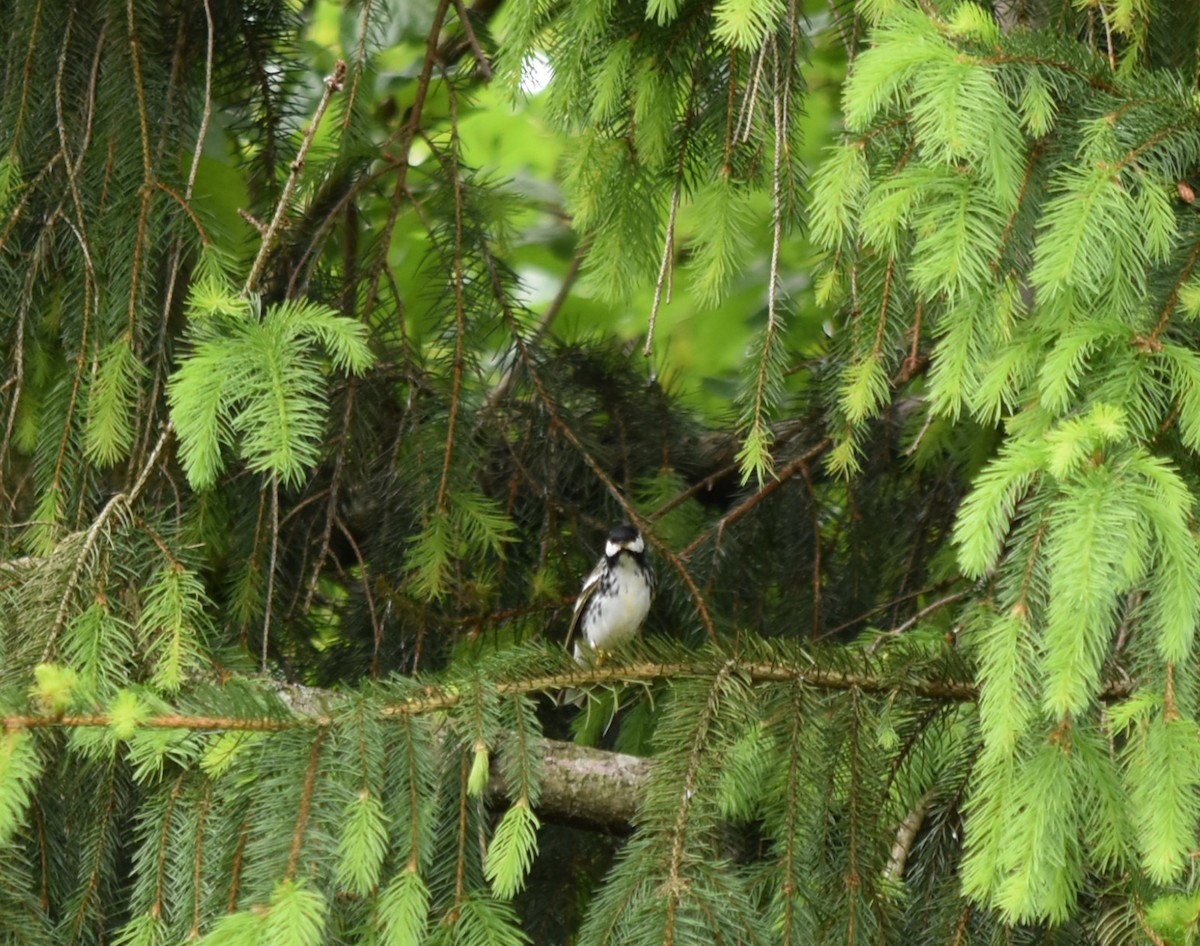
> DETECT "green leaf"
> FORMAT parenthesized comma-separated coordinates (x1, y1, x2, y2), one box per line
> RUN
(711, 0, 785, 49)
(839, 353, 889, 425)
(267, 299, 374, 375)
(976, 607, 1037, 751)
(485, 799, 540, 899)
(336, 791, 390, 897)
(108, 689, 149, 740)
(448, 896, 530, 946)
(589, 39, 632, 124)
(736, 421, 775, 486)
(1128, 715, 1200, 885)
(1041, 466, 1136, 717)
(994, 735, 1083, 923)
(1128, 452, 1200, 663)
(0, 730, 41, 848)
(1145, 892, 1200, 946)
(378, 867, 431, 946)
(717, 721, 774, 820)
(113, 913, 165, 946)
(1161, 343, 1200, 451)
(167, 332, 238, 490)
(264, 879, 327, 946)
(196, 910, 261, 946)
(687, 179, 755, 306)
(809, 143, 869, 249)
(201, 731, 264, 780)
(138, 563, 210, 693)
(1018, 68, 1057, 137)
(408, 512, 454, 601)
(64, 600, 134, 698)
(468, 740, 491, 797)
(84, 334, 147, 468)
(168, 297, 371, 490)
(31, 662, 78, 713)
(953, 439, 1046, 578)
(843, 10, 949, 132)
(1030, 164, 1135, 298)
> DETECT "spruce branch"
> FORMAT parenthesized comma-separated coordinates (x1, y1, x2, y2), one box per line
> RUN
(3, 654, 995, 735)
(663, 660, 735, 946)
(285, 730, 328, 880)
(1147, 233, 1200, 346)
(361, 0, 453, 319)
(436, 91, 469, 516)
(243, 58, 348, 295)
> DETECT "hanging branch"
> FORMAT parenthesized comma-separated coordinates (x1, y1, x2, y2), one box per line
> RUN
(243, 59, 347, 295)
(361, 0, 453, 318)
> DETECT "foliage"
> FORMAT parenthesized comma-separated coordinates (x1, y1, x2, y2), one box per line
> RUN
(3, 0, 1200, 944)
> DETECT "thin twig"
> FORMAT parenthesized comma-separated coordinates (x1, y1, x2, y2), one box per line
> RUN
(360, 0, 453, 320)
(436, 89, 469, 514)
(867, 589, 971, 653)
(680, 438, 831, 560)
(450, 0, 493, 79)
(342, 0, 377, 132)
(479, 250, 584, 422)
(243, 60, 347, 295)
(1098, 2, 1116, 71)
(304, 389, 355, 613)
(645, 181, 680, 358)
(335, 514, 384, 677)
(43, 493, 131, 661)
(262, 475, 280, 672)
(735, 46, 766, 142)
(187, 0, 215, 198)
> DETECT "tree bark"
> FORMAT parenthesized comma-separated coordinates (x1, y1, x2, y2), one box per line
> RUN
(490, 737, 650, 834)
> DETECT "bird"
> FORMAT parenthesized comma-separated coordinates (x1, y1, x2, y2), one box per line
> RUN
(565, 523, 655, 665)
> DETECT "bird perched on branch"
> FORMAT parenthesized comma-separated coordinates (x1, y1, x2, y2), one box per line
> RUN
(566, 523, 655, 665)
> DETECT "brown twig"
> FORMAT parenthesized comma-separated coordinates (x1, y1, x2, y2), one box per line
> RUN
(243, 60, 347, 295)
(285, 730, 328, 880)
(450, 0, 493, 79)
(679, 438, 832, 560)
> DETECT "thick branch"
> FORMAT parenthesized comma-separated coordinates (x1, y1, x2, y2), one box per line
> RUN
(491, 737, 650, 833)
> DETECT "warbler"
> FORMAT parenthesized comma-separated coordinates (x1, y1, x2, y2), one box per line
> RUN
(566, 523, 655, 664)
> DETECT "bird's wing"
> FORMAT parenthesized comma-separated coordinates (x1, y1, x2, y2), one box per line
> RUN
(564, 556, 605, 653)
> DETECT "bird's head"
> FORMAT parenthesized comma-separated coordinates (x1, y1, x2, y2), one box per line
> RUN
(605, 523, 644, 558)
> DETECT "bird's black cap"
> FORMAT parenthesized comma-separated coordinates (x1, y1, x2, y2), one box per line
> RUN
(608, 523, 639, 543)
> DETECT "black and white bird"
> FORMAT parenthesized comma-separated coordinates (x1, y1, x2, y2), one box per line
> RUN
(565, 523, 655, 664)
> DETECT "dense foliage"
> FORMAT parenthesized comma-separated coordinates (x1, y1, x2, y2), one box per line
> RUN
(5, 0, 1200, 944)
